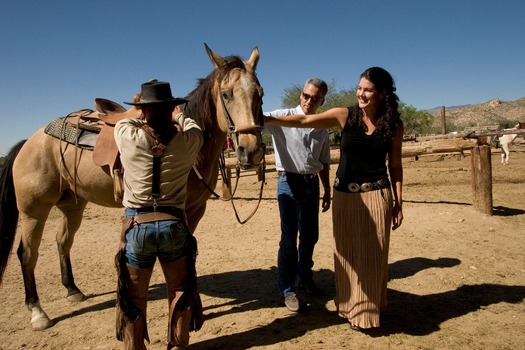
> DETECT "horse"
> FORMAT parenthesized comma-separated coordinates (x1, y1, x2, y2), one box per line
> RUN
(498, 122, 525, 165)
(0, 44, 265, 330)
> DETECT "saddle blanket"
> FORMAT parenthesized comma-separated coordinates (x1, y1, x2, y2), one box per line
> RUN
(44, 116, 100, 150)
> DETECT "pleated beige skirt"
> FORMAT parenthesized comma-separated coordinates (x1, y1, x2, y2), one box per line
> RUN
(332, 187, 393, 329)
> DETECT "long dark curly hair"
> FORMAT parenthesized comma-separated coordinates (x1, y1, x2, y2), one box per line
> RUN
(347, 67, 401, 142)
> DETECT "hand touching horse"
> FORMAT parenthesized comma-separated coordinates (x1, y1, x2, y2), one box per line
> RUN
(0, 44, 265, 330)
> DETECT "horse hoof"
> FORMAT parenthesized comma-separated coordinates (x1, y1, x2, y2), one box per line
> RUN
(30, 306, 53, 330)
(67, 292, 87, 302)
(32, 317, 53, 331)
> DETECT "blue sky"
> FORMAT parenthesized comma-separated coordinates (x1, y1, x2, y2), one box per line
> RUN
(1, 0, 524, 156)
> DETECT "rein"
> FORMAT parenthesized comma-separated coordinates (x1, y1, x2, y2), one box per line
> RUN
(219, 92, 263, 147)
(191, 92, 265, 225)
(219, 153, 266, 225)
(192, 154, 266, 225)
(58, 109, 96, 203)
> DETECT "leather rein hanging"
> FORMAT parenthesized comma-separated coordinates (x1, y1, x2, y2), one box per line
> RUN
(192, 92, 266, 225)
(58, 109, 95, 203)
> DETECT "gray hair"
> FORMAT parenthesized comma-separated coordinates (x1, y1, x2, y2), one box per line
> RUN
(304, 78, 328, 96)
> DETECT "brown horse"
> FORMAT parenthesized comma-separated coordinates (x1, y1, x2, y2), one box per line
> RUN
(0, 44, 265, 330)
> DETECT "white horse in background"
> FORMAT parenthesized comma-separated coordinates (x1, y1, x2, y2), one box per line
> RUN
(498, 122, 525, 165)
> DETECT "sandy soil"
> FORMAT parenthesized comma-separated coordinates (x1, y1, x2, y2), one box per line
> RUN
(1, 151, 524, 350)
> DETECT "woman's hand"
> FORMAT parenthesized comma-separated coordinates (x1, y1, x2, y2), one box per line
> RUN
(264, 116, 275, 124)
(174, 104, 185, 114)
(392, 202, 403, 230)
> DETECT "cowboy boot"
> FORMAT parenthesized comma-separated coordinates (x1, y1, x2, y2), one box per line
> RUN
(160, 257, 192, 350)
(122, 264, 153, 350)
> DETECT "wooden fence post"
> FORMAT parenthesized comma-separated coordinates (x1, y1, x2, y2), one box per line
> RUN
(441, 106, 447, 134)
(471, 145, 493, 215)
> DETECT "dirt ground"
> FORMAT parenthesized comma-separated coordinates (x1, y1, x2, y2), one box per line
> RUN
(1, 151, 524, 350)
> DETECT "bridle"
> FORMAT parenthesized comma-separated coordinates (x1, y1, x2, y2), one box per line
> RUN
(219, 89, 264, 149)
(192, 85, 266, 225)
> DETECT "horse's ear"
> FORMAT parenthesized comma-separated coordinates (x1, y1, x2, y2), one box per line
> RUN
(204, 43, 224, 69)
(246, 46, 260, 71)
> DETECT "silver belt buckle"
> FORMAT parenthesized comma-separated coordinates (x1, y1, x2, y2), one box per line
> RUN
(360, 182, 373, 192)
(348, 183, 360, 192)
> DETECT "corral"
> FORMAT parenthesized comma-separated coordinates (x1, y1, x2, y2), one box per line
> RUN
(1, 151, 524, 349)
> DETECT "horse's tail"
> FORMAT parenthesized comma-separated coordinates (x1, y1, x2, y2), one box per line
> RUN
(0, 140, 26, 284)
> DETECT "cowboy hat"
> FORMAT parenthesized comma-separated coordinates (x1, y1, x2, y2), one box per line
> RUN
(124, 80, 188, 105)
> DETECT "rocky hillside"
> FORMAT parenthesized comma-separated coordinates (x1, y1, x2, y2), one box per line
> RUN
(428, 97, 525, 131)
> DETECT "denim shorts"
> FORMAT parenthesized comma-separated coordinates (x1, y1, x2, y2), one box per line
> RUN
(124, 208, 191, 269)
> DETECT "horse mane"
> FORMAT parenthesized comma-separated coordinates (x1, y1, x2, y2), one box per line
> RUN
(185, 55, 250, 138)
(184, 55, 250, 164)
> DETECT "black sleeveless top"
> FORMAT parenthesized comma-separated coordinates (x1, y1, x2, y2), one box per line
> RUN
(335, 108, 391, 184)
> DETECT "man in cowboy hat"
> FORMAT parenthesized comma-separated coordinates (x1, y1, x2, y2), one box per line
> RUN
(114, 80, 204, 350)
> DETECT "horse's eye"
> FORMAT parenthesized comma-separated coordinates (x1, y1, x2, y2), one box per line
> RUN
(221, 91, 232, 100)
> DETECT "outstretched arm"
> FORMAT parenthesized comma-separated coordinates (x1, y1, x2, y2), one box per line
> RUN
(264, 107, 348, 130)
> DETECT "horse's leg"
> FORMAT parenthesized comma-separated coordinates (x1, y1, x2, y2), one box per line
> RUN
(16, 207, 54, 330)
(54, 191, 88, 302)
(501, 143, 509, 165)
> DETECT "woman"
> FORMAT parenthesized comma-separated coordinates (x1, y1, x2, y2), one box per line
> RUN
(265, 67, 403, 330)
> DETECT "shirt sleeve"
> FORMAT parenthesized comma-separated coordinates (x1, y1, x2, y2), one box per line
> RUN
(174, 113, 204, 151)
(319, 131, 332, 164)
(114, 118, 149, 153)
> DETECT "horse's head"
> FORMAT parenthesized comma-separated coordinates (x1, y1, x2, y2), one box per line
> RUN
(205, 44, 265, 169)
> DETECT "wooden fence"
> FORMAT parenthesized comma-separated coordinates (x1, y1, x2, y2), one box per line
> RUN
(224, 129, 525, 216)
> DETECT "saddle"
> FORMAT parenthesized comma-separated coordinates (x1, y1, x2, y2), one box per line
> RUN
(45, 98, 142, 202)
(92, 98, 141, 170)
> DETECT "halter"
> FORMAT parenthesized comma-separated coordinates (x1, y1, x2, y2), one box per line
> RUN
(192, 87, 266, 225)
(219, 91, 263, 151)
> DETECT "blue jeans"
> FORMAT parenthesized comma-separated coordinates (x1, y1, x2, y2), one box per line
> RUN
(124, 208, 192, 269)
(277, 173, 320, 296)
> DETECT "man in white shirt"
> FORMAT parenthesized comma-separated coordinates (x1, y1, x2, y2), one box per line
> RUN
(264, 78, 331, 312)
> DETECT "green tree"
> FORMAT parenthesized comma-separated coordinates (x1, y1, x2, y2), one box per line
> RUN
(280, 84, 302, 109)
(399, 102, 434, 135)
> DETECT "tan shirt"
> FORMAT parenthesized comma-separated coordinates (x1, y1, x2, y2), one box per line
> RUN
(114, 113, 203, 209)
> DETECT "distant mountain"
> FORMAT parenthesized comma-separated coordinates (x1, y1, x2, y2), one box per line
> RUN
(425, 104, 470, 113)
(427, 97, 525, 130)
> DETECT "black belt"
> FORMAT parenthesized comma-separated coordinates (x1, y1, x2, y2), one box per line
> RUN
(334, 177, 390, 193)
(277, 171, 318, 180)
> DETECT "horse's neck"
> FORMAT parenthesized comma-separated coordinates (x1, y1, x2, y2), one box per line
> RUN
(196, 127, 226, 165)
(500, 133, 518, 144)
